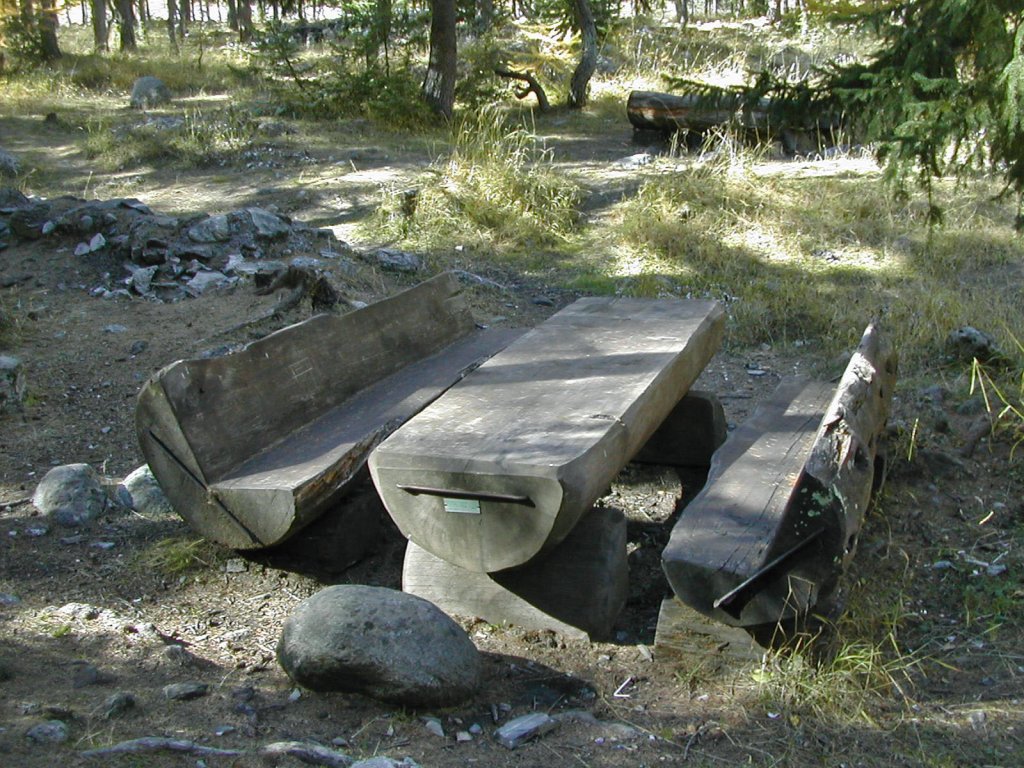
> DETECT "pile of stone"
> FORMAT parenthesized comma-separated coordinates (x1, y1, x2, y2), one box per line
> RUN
(0, 186, 359, 302)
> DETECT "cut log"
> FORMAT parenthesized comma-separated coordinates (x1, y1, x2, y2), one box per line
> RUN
(632, 389, 727, 468)
(136, 273, 522, 550)
(370, 297, 725, 572)
(662, 323, 897, 627)
(403, 506, 627, 640)
(653, 598, 762, 662)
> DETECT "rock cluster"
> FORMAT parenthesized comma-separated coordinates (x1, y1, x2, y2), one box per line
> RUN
(0, 186, 357, 301)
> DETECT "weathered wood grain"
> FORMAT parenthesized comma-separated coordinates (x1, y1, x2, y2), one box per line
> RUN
(403, 506, 627, 639)
(136, 273, 521, 549)
(371, 298, 725, 572)
(653, 598, 762, 662)
(663, 323, 897, 627)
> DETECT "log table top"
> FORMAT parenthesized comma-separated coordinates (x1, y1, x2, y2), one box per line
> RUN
(370, 296, 725, 572)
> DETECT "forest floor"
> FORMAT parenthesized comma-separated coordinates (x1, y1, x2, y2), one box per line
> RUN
(1, 87, 1023, 768)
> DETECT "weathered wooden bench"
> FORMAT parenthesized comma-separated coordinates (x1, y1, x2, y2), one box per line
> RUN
(661, 322, 897, 630)
(135, 273, 522, 550)
(369, 297, 725, 574)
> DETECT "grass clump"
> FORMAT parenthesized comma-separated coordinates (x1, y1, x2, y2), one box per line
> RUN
(371, 106, 583, 253)
(138, 537, 215, 576)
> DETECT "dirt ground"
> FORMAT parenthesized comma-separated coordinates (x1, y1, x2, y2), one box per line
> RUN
(1, 105, 1023, 768)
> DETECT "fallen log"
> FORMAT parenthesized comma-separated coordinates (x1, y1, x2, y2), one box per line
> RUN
(662, 322, 897, 627)
(626, 89, 842, 153)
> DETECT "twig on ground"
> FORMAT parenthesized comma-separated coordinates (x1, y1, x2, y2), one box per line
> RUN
(81, 737, 243, 758)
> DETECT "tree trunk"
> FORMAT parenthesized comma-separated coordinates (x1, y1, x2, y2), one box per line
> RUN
(226, 0, 237, 31)
(38, 0, 62, 60)
(91, 0, 107, 51)
(423, 0, 457, 120)
(477, 0, 493, 31)
(165, 0, 178, 50)
(236, 0, 252, 42)
(115, 0, 136, 51)
(567, 0, 596, 109)
(674, 0, 688, 25)
(369, 0, 391, 69)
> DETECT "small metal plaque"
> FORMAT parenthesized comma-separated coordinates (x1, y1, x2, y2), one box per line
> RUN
(444, 498, 481, 515)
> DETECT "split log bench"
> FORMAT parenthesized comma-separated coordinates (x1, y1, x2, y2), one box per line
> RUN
(661, 322, 897, 632)
(370, 297, 725, 637)
(135, 273, 522, 550)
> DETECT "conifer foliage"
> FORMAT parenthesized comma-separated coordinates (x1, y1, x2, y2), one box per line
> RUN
(825, 1, 1024, 216)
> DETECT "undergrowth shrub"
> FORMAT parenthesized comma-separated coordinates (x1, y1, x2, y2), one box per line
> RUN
(84, 107, 260, 170)
(371, 105, 582, 251)
(248, 22, 433, 128)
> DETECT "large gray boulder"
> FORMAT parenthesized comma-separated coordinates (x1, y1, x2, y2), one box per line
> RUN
(277, 585, 482, 707)
(32, 463, 109, 527)
(130, 76, 172, 109)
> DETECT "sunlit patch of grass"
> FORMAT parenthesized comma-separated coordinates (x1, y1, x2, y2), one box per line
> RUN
(137, 537, 214, 576)
(369, 105, 583, 254)
(604, 145, 1024, 375)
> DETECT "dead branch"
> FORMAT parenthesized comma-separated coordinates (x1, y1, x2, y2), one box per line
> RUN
(495, 67, 551, 111)
(81, 737, 244, 758)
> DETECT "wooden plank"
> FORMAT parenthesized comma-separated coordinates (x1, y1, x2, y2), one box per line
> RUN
(371, 298, 725, 572)
(153, 272, 476, 481)
(633, 389, 727, 468)
(403, 506, 627, 640)
(654, 598, 762, 662)
(662, 323, 897, 627)
(136, 273, 523, 549)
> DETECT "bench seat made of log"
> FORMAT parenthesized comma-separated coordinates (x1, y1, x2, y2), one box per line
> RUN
(661, 322, 897, 627)
(369, 297, 725, 573)
(136, 273, 522, 550)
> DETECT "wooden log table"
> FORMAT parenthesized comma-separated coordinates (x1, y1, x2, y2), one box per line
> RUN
(135, 273, 521, 550)
(369, 297, 725, 573)
(661, 322, 897, 628)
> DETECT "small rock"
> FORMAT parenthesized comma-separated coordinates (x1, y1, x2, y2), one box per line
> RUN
(969, 710, 987, 731)
(162, 644, 195, 666)
(214, 725, 236, 736)
(72, 663, 103, 688)
(494, 713, 557, 749)
(119, 465, 173, 517)
(371, 248, 422, 273)
(456, 730, 472, 742)
(163, 681, 209, 701)
(130, 76, 172, 109)
(0, 355, 27, 414)
(187, 214, 231, 244)
(26, 720, 68, 744)
(225, 558, 247, 574)
(616, 152, 653, 168)
(103, 324, 128, 334)
(129, 340, 148, 356)
(245, 207, 291, 240)
(277, 585, 482, 707)
(185, 270, 234, 296)
(102, 691, 136, 719)
(0, 148, 21, 177)
(931, 560, 955, 570)
(0, 592, 21, 606)
(32, 464, 109, 527)
(88, 232, 106, 252)
(422, 717, 445, 738)
(532, 296, 555, 307)
(948, 326, 1001, 363)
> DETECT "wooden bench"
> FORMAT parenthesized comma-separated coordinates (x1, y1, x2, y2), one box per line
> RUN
(135, 273, 522, 550)
(369, 297, 725, 574)
(661, 322, 897, 630)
